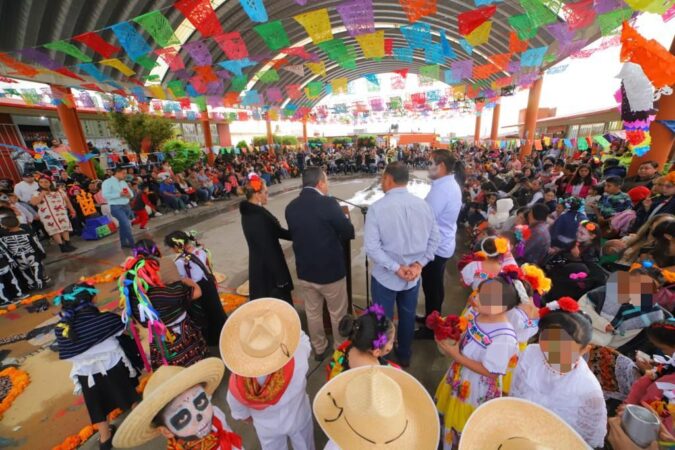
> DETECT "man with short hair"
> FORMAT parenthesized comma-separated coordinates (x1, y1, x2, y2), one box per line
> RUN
(286, 167, 355, 361)
(13, 172, 39, 204)
(102, 167, 134, 249)
(365, 162, 439, 365)
(159, 176, 189, 213)
(519, 203, 551, 266)
(623, 160, 659, 190)
(416, 150, 462, 339)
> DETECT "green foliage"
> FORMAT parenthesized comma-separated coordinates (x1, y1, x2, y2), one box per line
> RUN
(236, 140, 249, 149)
(161, 139, 202, 173)
(357, 135, 377, 148)
(108, 112, 175, 153)
(66, 159, 104, 179)
(252, 135, 273, 146)
(331, 136, 353, 146)
(279, 135, 298, 145)
(308, 137, 327, 148)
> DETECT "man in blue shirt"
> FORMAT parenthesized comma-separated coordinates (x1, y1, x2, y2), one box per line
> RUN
(158, 176, 189, 213)
(416, 150, 463, 339)
(365, 162, 439, 366)
(101, 167, 134, 249)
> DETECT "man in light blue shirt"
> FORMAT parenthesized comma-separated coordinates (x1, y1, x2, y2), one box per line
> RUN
(365, 162, 439, 366)
(416, 150, 463, 339)
(101, 167, 134, 249)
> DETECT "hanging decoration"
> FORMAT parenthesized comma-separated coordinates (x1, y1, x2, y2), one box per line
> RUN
(43, 40, 92, 62)
(294, 9, 333, 44)
(155, 47, 185, 71)
(620, 21, 675, 88)
(400, 22, 432, 49)
(399, 0, 438, 23)
(458, 5, 497, 35)
(464, 21, 493, 46)
(254, 21, 290, 51)
(174, 0, 224, 37)
(72, 32, 121, 58)
(336, 0, 375, 37)
(132, 10, 180, 47)
(99, 58, 135, 76)
(239, 0, 268, 23)
(213, 32, 249, 60)
(331, 77, 348, 94)
(355, 31, 385, 58)
(306, 61, 327, 77)
(111, 22, 152, 61)
(183, 40, 213, 66)
(563, 0, 596, 30)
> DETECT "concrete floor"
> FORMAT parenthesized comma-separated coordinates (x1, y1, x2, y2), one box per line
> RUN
(68, 174, 471, 450)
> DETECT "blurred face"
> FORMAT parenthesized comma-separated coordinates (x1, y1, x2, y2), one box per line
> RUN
(576, 226, 593, 243)
(544, 191, 556, 202)
(23, 176, 34, 184)
(475, 281, 508, 315)
(317, 173, 329, 195)
(530, 180, 541, 191)
(428, 158, 444, 180)
(660, 181, 675, 197)
(604, 182, 620, 194)
(616, 272, 655, 305)
(578, 167, 590, 178)
(539, 328, 586, 373)
(516, 212, 527, 226)
(114, 170, 126, 180)
(638, 163, 657, 179)
(38, 178, 51, 190)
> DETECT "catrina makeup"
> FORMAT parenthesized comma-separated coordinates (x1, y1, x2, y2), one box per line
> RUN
(160, 385, 214, 440)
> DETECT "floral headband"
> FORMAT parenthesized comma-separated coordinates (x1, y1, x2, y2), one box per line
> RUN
(247, 173, 264, 193)
(539, 297, 580, 317)
(53, 283, 98, 306)
(363, 304, 389, 350)
(630, 260, 675, 284)
(580, 220, 598, 232)
(479, 236, 510, 258)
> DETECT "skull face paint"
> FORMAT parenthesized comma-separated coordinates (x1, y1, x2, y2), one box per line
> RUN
(160, 385, 214, 440)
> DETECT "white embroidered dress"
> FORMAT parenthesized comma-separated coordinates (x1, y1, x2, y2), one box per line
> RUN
(510, 344, 607, 448)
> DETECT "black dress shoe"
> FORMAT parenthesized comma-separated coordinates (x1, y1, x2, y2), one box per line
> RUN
(415, 314, 427, 324)
(414, 327, 435, 340)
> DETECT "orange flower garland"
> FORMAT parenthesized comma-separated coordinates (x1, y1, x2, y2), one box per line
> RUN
(0, 367, 30, 419)
(220, 293, 247, 314)
(51, 409, 124, 450)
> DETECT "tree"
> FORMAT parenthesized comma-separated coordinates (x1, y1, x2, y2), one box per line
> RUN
(236, 140, 249, 149)
(108, 112, 175, 154)
(161, 139, 202, 173)
(357, 135, 377, 148)
(332, 136, 353, 146)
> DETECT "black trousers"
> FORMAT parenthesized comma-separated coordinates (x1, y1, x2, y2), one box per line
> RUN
(421, 255, 449, 318)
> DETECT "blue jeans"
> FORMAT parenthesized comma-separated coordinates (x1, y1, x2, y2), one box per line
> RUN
(371, 276, 420, 363)
(110, 204, 134, 248)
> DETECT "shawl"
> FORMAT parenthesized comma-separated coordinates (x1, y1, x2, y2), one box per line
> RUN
(55, 307, 124, 360)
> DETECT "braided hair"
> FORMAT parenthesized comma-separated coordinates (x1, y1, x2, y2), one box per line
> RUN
(54, 283, 99, 341)
(164, 230, 196, 250)
(338, 304, 394, 352)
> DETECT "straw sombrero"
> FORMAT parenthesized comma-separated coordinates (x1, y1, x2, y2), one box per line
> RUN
(313, 365, 439, 450)
(219, 298, 301, 377)
(459, 398, 590, 450)
(112, 358, 224, 448)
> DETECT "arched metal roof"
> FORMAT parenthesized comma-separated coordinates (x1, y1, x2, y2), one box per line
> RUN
(0, 0, 605, 109)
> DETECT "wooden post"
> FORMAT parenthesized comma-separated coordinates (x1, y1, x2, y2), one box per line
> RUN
(491, 101, 501, 149)
(520, 76, 544, 161)
(200, 111, 214, 166)
(474, 114, 481, 144)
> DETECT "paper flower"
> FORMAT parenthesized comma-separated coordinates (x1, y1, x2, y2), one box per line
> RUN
(426, 311, 468, 343)
(539, 297, 580, 317)
(494, 236, 510, 254)
(521, 264, 552, 294)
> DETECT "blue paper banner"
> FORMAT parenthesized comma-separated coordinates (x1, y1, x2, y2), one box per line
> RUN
(111, 22, 152, 61)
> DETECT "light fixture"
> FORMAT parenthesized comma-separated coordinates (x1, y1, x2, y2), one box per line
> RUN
(40, 116, 46, 120)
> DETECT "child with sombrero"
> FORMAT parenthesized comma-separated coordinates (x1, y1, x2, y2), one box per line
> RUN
(113, 358, 243, 450)
(221, 298, 315, 450)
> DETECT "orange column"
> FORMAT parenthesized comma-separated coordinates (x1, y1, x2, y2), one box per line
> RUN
(491, 102, 501, 149)
(521, 77, 544, 161)
(217, 122, 232, 147)
(50, 86, 97, 179)
(200, 111, 215, 166)
(628, 37, 675, 176)
(474, 114, 481, 144)
(302, 119, 308, 148)
(266, 115, 274, 145)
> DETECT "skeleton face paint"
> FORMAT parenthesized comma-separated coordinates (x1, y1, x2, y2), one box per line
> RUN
(160, 385, 214, 440)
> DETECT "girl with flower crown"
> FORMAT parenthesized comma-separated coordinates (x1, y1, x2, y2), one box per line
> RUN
(510, 297, 607, 447)
(435, 274, 520, 448)
(459, 236, 518, 290)
(326, 304, 397, 380)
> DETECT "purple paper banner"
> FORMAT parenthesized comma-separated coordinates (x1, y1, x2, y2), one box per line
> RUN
(336, 0, 375, 37)
(451, 60, 473, 80)
(20, 48, 61, 70)
(184, 41, 212, 66)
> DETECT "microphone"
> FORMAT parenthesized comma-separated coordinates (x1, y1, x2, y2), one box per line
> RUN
(332, 196, 368, 214)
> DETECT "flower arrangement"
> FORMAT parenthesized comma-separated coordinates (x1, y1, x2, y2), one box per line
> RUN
(0, 367, 30, 419)
(539, 297, 580, 317)
(513, 225, 531, 258)
(425, 311, 468, 344)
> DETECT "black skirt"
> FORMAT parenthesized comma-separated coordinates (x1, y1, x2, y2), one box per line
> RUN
(197, 277, 227, 346)
(78, 359, 139, 424)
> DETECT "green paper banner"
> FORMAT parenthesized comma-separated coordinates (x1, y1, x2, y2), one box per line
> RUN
(194, 95, 206, 112)
(594, 135, 611, 149)
(133, 10, 180, 48)
(508, 14, 539, 40)
(577, 137, 589, 151)
(167, 80, 186, 97)
(259, 69, 280, 84)
(598, 8, 633, 36)
(231, 75, 248, 92)
(136, 55, 158, 71)
(254, 21, 290, 51)
(44, 40, 92, 62)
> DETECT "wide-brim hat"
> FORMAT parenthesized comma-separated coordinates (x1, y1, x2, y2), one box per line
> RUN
(219, 298, 301, 377)
(459, 397, 590, 450)
(112, 358, 224, 448)
(313, 365, 439, 450)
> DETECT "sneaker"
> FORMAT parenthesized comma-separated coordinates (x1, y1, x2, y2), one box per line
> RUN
(60, 243, 75, 253)
(173, 210, 180, 215)
(187, 204, 193, 209)
(12, 293, 29, 303)
(154, 212, 163, 217)
(64, 242, 77, 251)
(190, 202, 198, 207)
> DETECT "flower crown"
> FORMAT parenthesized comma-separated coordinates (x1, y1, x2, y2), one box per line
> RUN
(539, 297, 580, 317)
(521, 264, 552, 295)
(630, 259, 675, 284)
(363, 304, 389, 350)
(478, 236, 510, 258)
(247, 173, 264, 193)
(580, 220, 598, 232)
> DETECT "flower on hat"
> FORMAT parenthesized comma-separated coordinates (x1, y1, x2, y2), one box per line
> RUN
(247, 174, 264, 193)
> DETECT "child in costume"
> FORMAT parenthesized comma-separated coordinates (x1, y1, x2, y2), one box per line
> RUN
(435, 274, 520, 448)
(54, 283, 139, 450)
(113, 358, 243, 450)
(119, 239, 207, 370)
(510, 297, 607, 448)
(164, 230, 226, 346)
(326, 304, 397, 380)
(222, 299, 315, 450)
(459, 236, 517, 290)
(131, 183, 157, 229)
(314, 366, 440, 450)
(0, 214, 47, 291)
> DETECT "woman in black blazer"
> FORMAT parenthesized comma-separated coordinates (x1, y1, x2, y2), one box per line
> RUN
(239, 174, 294, 303)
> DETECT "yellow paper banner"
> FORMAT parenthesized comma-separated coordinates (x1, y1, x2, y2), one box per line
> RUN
(624, 0, 672, 13)
(356, 31, 385, 59)
(268, 108, 279, 121)
(543, 136, 551, 146)
(331, 77, 348, 94)
(294, 8, 333, 45)
(147, 85, 166, 100)
(99, 58, 136, 76)
(465, 21, 492, 46)
(306, 61, 327, 77)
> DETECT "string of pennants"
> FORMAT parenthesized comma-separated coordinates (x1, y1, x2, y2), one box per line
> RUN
(479, 133, 629, 153)
(0, 0, 672, 122)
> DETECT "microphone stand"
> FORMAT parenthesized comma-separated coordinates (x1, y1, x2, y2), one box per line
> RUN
(333, 196, 370, 310)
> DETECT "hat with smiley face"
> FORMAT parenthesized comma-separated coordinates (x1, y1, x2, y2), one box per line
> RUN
(313, 365, 439, 450)
(112, 357, 224, 448)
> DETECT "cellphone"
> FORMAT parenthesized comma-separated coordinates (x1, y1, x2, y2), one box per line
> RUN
(636, 350, 651, 363)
